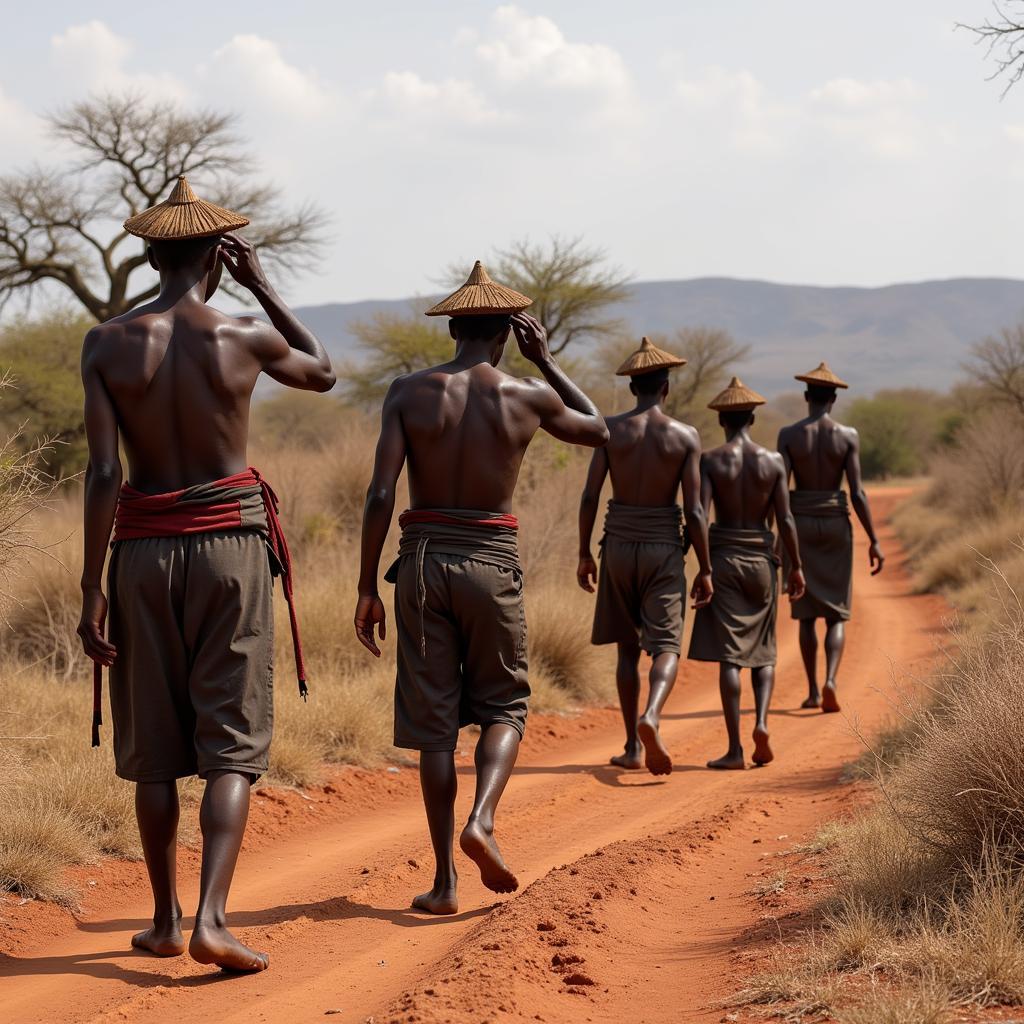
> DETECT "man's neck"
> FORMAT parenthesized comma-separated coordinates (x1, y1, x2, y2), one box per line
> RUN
(806, 403, 832, 420)
(157, 267, 209, 307)
(633, 394, 661, 413)
(724, 426, 752, 444)
(452, 339, 499, 368)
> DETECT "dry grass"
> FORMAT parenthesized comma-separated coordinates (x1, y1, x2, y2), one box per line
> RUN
(0, 419, 616, 900)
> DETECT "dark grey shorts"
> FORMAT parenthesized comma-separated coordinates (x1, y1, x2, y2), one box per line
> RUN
(107, 531, 274, 782)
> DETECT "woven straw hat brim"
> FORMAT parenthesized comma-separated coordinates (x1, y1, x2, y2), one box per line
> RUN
(794, 361, 848, 389)
(424, 285, 533, 317)
(708, 377, 766, 412)
(425, 259, 533, 317)
(615, 336, 687, 376)
(124, 201, 249, 241)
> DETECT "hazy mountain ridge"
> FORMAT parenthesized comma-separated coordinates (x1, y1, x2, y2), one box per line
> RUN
(275, 277, 1024, 396)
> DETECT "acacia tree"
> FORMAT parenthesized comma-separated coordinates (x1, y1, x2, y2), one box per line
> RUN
(0, 93, 324, 321)
(960, 2, 1024, 92)
(962, 325, 1024, 414)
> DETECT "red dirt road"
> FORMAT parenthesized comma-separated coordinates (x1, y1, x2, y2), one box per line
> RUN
(0, 490, 946, 1023)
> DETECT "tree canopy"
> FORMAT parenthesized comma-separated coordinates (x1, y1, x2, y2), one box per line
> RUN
(0, 93, 325, 321)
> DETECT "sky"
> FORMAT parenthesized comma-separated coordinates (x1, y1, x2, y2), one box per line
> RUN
(2, 1, 1023, 306)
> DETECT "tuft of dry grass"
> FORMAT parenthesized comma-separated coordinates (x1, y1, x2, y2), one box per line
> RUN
(841, 978, 952, 1024)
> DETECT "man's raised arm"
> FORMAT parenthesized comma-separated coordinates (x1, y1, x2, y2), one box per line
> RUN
(511, 313, 609, 448)
(844, 429, 884, 575)
(78, 329, 121, 668)
(355, 381, 407, 656)
(219, 233, 336, 393)
(576, 446, 609, 592)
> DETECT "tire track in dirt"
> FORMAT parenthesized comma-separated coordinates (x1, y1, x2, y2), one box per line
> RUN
(0, 489, 945, 1023)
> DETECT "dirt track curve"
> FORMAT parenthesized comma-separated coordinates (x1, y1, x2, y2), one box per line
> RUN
(0, 489, 947, 1023)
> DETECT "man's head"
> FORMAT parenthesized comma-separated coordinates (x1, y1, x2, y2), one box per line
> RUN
(629, 367, 670, 400)
(719, 409, 755, 432)
(448, 314, 513, 365)
(147, 235, 222, 301)
(805, 384, 837, 409)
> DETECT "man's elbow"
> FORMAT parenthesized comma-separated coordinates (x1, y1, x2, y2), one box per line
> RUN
(87, 459, 121, 488)
(311, 367, 337, 393)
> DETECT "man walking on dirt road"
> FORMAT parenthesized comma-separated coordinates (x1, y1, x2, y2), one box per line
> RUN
(689, 378, 805, 769)
(577, 337, 713, 776)
(78, 178, 336, 972)
(776, 363, 884, 713)
(355, 261, 608, 915)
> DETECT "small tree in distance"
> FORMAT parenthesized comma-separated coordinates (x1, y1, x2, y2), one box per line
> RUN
(449, 236, 632, 356)
(962, 325, 1024, 415)
(0, 93, 325, 321)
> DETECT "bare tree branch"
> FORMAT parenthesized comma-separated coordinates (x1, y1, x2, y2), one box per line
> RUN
(958, 1, 1024, 95)
(0, 92, 328, 321)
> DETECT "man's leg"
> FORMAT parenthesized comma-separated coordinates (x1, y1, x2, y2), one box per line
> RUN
(708, 663, 745, 770)
(460, 723, 520, 894)
(611, 641, 643, 768)
(189, 770, 268, 972)
(799, 619, 821, 708)
(751, 665, 776, 765)
(637, 651, 679, 776)
(132, 781, 184, 956)
(412, 750, 459, 914)
(822, 619, 846, 713)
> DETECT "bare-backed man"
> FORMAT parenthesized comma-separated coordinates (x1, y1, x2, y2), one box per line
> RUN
(355, 262, 608, 915)
(776, 362, 884, 713)
(78, 179, 335, 972)
(689, 378, 805, 769)
(578, 337, 712, 776)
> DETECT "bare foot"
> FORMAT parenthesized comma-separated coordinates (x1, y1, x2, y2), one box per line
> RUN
(800, 692, 822, 710)
(637, 715, 672, 776)
(411, 881, 458, 915)
(821, 682, 841, 714)
(707, 750, 745, 770)
(189, 923, 269, 973)
(610, 744, 643, 769)
(131, 920, 185, 957)
(752, 726, 774, 766)
(460, 820, 519, 894)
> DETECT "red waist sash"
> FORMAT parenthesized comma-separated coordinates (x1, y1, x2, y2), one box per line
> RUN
(92, 467, 307, 747)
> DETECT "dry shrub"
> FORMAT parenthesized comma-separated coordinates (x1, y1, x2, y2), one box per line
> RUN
(841, 979, 952, 1024)
(0, 802, 86, 903)
(911, 512, 1022, 595)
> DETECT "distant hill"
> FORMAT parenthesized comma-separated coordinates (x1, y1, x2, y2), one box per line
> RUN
(269, 277, 1024, 397)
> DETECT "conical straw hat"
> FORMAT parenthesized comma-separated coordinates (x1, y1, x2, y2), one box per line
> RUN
(615, 336, 687, 377)
(123, 176, 250, 240)
(424, 261, 532, 317)
(794, 361, 849, 389)
(708, 376, 766, 412)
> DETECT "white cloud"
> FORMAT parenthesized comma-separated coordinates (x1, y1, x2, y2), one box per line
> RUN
(0, 87, 43, 162)
(810, 77, 924, 110)
(472, 5, 629, 95)
(205, 35, 334, 118)
(376, 71, 499, 123)
(50, 21, 186, 100)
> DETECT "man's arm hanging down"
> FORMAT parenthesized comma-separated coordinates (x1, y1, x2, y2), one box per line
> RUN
(576, 446, 609, 592)
(355, 380, 408, 656)
(682, 433, 713, 608)
(78, 330, 120, 667)
(844, 430, 884, 575)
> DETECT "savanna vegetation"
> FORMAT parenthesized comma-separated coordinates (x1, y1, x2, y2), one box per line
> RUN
(727, 326, 1024, 1021)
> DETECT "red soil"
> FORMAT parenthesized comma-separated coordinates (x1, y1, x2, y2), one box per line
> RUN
(0, 490, 948, 1022)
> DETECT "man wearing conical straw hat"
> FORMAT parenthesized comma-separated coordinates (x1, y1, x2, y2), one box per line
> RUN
(78, 177, 335, 971)
(577, 337, 713, 776)
(356, 262, 608, 914)
(688, 378, 806, 769)
(776, 362, 884, 713)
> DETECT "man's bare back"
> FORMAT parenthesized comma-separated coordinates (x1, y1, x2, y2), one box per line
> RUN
(701, 435, 788, 530)
(604, 406, 701, 506)
(389, 361, 582, 512)
(83, 234, 336, 495)
(777, 414, 856, 492)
